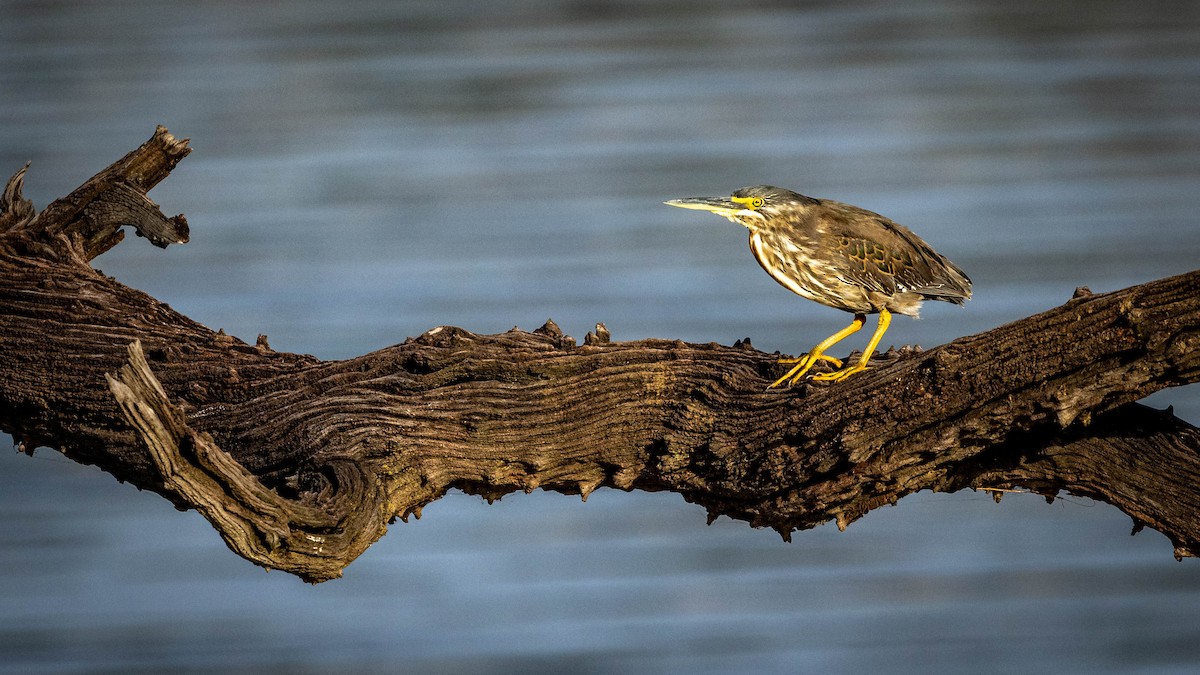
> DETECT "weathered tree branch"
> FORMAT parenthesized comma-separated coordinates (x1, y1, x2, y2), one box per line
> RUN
(106, 340, 379, 581)
(2, 127, 1198, 582)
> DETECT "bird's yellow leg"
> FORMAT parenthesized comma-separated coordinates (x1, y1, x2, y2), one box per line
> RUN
(813, 308, 891, 382)
(768, 314, 866, 388)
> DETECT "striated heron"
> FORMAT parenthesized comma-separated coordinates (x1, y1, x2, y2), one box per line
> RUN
(666, 185, 971, 386)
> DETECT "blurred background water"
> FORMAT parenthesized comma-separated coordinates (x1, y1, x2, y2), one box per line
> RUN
(2, 0, 1199, 672)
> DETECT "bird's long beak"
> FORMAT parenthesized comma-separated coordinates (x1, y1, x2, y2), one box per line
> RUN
(663, 196, 745, 218)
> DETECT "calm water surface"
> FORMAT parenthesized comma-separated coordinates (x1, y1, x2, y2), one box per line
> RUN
(2, 0, 1199, 672)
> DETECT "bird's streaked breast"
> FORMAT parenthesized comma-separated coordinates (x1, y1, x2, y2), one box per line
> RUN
(750, 232, 871, 312)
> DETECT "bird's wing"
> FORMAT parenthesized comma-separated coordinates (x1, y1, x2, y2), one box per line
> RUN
(879, 218, 972, 301)
(820, 207, 971, 302)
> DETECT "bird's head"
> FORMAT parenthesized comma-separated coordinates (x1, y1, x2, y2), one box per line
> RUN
(665, 185, 815, 230)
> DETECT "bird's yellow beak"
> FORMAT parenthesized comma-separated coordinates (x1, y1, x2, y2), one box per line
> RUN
(665, 196, 764, 226)
(664, 196, 746, 218)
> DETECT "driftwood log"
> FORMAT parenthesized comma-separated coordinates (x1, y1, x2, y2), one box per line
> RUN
(2, 127, 1198, 583)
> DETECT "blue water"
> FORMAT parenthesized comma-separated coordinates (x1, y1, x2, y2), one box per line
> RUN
(2, 0, 1199, 672)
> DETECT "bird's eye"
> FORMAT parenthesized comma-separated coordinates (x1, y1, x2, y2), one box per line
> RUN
(750, 198, 764, 208)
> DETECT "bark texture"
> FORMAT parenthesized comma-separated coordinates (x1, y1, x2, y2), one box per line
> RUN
(2, 127, 1198, 582)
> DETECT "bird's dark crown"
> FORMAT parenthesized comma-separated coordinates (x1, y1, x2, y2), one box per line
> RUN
(732, 185, 820, 206)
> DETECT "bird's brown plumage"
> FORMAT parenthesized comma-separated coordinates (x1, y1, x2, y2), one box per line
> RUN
(732, 185, 971, 317)
(666, 185, 972, 385)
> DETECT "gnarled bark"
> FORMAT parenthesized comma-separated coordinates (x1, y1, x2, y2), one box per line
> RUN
(1, 127, 1198, 582)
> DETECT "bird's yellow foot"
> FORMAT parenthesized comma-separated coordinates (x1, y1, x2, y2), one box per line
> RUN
(811, 361, 869, 382)
(768, 353, 843, 388)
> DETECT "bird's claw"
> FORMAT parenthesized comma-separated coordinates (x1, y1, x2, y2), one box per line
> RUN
(768, 352, 842, 388)
(776, 354, 843, 368)
(811, 362, 870, 382)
